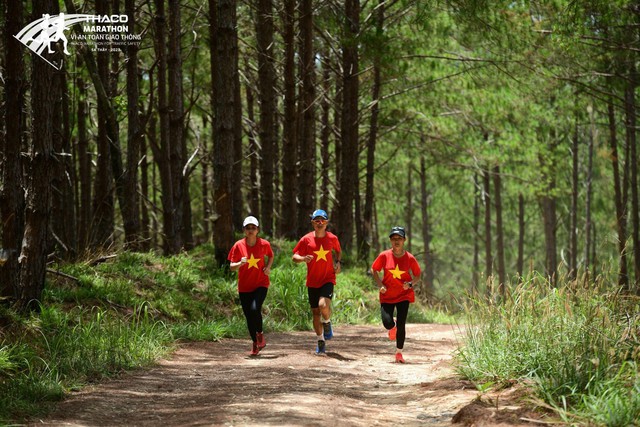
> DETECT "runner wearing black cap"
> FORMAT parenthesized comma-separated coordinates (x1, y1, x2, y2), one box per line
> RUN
(371, 226, 421, 363)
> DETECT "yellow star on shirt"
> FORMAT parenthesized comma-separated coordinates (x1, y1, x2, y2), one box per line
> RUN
(388, 264, 405, 279)
(313, 245, 330, 262)
(246, 253, 260, 269)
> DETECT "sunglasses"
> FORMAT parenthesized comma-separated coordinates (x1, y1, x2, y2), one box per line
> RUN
(244, 225, 258, 230)
(312, 219, 327, 224)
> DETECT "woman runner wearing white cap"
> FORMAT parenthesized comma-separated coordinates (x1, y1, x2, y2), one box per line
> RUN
(228, 216, 274, 356)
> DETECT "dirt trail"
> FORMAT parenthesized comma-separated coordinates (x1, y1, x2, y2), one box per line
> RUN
(31, 324, 545, 426)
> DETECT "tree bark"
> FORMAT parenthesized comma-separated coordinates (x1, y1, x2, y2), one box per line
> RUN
(278, 0, 298, 238)
(625, 71, 640, 291)
(472, 173, 480, 295)
(76, 69, 91, 252)
(584, 105, 595, 275)
(151, 0, 178, 254)
(420, 157, 434, 301)
(405, 164, 412, 253)
(245, 82, 260, 216)
(1, 0, 25, 301)
(361, 0, 384, 262)
(319, 61, 331, 211)
(91, 0, 116, 249)
(569, 108, 579, 280)
(296, 0, 316, 235)
(517, 193, 525, 278)
(124, 0, 142, 251)
(608, 96, 629, 288)
(168, 0, 190, 250)
(51, 43, 75, 259)
(256, 0, 276, 235)
(335, 0, 360, 252)
(493, 165, 506, 298)
(483, 167, 492, 294)
(18, 0, 57, 310)
(212, 0, 238, 265)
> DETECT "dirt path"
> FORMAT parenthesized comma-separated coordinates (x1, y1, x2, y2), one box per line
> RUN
(31, 324, 545, 426)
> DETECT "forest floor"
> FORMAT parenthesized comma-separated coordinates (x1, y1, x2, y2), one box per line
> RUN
(30, 324, 553, 426)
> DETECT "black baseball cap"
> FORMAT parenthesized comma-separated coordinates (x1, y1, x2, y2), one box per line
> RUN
(389, 226, 406, 238)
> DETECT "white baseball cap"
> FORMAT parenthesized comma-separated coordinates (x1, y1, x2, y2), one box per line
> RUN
(243, 216, 259, 227)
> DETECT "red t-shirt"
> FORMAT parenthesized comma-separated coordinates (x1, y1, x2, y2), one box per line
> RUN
(293, 231, 342, 288)
(371, 249, 421, 304)
(227, 237, 274, 292)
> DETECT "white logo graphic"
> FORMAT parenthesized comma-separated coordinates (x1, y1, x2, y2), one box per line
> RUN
(15, 13, 93, 70)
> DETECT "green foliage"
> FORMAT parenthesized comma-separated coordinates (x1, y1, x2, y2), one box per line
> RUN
(456, 274, 640, 424)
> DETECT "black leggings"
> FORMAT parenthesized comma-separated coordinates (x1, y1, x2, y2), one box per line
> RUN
(381, 300, 410, 349)
(239, 287, 268, 342)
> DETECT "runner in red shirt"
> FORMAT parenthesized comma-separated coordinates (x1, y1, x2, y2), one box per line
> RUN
(371, 226, 421, 363)
(228, 216, 274, 356)
(292, 209, 342, 355)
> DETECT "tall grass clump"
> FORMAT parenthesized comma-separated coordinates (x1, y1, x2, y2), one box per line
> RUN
(456, 272, 640, 425)
(0, 303, 173, 423)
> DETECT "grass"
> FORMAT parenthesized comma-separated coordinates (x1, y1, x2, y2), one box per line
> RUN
(455, 272, 640, 425)
(0, 242, 452, 424)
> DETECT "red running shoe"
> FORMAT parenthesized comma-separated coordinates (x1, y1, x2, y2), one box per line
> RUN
(395, 352, 405, 363)
(388, 324, 397, 341)
(256, 332, 266, 349)
(249, 341, 260, 356)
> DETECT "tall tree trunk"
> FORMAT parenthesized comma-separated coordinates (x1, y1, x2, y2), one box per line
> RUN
(152, 0, 177, 254)
(517, 193, 525, 278)
(168, 0, 189, 250)
(319, 62, 331, 210)
(124, 0, 142, 251)
(361, 0, 384, 262)
(569, 108, 579, 280)
(256, 0, 276, 235)
(245, 82, 260, 216)
(585, 102, 596, 275)
(212, 0, 238, 265)
(278, 0, 298, 238)
(51, 43, 75, 259)
(91, 0, 115, 249)
(483, 167, 492, 295)
(335, 0, 360, 252)
(140, 129, 151, 251)
(626, 70, 640, 290)
(18, 0, 57, 310)
(420, 157, 434, 301)
(232, 44, 243, 232)
(1, 0, 25, 300)
(471, 173, 480, 295)
(608, 96, 629, 288)
(493, 165, 506, 298)
(76, 70, 91, 252)
(540, 189, 558, 286)
(296, 0, 316, 235)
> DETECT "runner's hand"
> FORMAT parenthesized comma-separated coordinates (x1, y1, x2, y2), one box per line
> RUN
(304, 255, 313, 263)
(379, 285, 387, 294)
(263, 266, 271, 275)
(240, 257, 247, 265)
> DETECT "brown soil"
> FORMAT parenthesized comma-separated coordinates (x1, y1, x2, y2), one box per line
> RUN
(30, 324, 552, 426)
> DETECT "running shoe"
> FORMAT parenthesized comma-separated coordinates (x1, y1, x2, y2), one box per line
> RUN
(256, 332, 266, 349)
(395, 352, 405, 363)
(388, 324, 397, 341)
(315, 340, 326, 355)
(323, 321, 333, 340)
(249, 341, 260, 356)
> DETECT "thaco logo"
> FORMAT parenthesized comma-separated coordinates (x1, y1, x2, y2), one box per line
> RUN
(15, 13, 136, 70)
